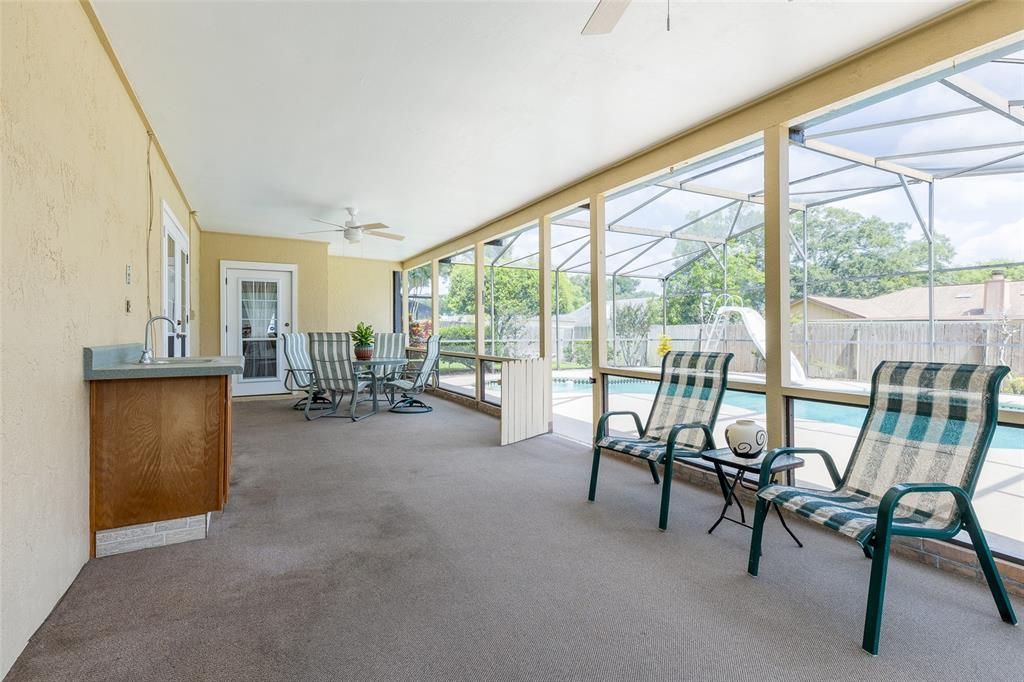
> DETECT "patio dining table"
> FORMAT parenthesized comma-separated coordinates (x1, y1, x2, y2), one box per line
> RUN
(352, 357, 409, 397)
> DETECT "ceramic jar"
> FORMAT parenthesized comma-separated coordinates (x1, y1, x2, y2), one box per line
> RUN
(725, 419, 767, 458)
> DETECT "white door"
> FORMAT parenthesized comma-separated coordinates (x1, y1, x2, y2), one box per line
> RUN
(162, 204, 190, 357)
(222, 264, 295, 396)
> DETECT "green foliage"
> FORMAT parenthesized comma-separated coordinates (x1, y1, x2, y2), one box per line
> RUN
(794, 207, 954, 298)
(569, 340, 592, 367)
(439, 323, 475, 353)
(613, 302, 654, 366)
(1002, 375, 1024, 395)
(660, 206, 954, 324)
(351, 321, 374, 347)
(442, 266, 585, 352)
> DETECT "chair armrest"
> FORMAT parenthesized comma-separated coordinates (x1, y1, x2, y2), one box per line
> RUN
(876, 482, 970, 533)
(756, 447, 842, 490)
(665, 422, 715, 459)
(595, 411, 644, 441)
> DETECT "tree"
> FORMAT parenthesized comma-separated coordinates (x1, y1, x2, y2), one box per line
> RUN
(796, 206, 954, 298)
(613, 302, 654, 366)
(660, 206, 954, 324)
(442, 265, 585, 356)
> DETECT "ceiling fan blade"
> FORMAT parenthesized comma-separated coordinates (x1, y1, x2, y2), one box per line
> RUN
(368, 231, 405, 241)
(312, 217, 348, 229)
(356, 222, 391, 231)
(299, 228, 343, 235)
(582, 0, 631, 35)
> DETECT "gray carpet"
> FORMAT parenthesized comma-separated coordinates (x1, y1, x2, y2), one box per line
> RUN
(7, 397, 1023, 681)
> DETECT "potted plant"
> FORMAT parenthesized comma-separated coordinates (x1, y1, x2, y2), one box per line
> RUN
(351, 322, 375, 360)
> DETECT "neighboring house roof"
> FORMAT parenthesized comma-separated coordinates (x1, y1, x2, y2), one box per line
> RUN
(793, 280, 1024, 321)
(562, 297, 654, 325)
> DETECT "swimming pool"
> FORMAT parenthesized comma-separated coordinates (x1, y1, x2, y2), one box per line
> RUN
(546, 377, 1023, 449)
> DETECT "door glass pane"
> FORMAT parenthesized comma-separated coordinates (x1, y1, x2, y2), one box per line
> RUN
(166, 235, 177, 355)
(241, 280, 279, 379)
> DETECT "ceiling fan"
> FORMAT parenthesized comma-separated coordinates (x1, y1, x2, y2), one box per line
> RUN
(582, 0, 677, 35)
(582, 0, 634, 35)
(301, 207, 405, 244)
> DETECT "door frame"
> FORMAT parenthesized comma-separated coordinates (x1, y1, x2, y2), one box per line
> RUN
(219, 260, 299, 376)
(160, 201, 190, 356)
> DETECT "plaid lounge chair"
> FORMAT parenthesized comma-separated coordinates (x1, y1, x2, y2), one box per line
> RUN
(747, 361, 1017, 655)
(589, 351, 733, 530)
(383, 335, 440, 413)
(282, 332, 331, 411)
(306, 332, 378, 421)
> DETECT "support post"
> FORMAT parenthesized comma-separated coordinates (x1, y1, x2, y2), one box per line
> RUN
(764, 126, 792, 450)
(928, 183, 936, 361)
(401, 269, 410, 337)
(431, 258, 440, 347)
(554, 273, 561, 370)
(474, 242, 485, 356)
(661, 278, 668, 334)
(590, 195, 608, 427)
(801, 210, 809, 371)
(611, 274, 618, 364)
(539, 215, 553, 432)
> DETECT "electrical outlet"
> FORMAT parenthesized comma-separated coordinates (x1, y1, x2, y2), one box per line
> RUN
(125, 264, 133, 285)
(125, 299, 132, 314)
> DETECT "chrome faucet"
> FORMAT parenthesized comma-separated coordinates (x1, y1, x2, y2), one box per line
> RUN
(140, 315, 177, 364)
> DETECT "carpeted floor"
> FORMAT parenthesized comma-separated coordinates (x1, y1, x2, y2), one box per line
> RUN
(7, 397, 1023, 681)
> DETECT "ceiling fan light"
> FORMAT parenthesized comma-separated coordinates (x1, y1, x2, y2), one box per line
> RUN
(344, 228, 363, 243)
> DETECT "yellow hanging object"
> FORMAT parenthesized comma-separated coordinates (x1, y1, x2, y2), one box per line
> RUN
(657, 334, 672, 357)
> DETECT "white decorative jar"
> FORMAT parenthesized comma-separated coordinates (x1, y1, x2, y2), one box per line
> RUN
(725, 419, 767, 459)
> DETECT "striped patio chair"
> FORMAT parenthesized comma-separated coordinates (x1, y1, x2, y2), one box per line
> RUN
(306, 332, 378, 421)
(589, 351, 734, 530)
(372, 332, 407, 379)
(383, 335, 440, 413)
(281, 332, 330, 411)
(747, 361, 1016, 655)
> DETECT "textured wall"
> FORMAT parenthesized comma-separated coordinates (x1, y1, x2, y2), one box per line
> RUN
(198, 232, 330, 353)
(0, 1, 198, 674)
(328, 256, 399, 334)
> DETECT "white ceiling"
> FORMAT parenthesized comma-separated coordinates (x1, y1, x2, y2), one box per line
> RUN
(92, 0, 960, 261)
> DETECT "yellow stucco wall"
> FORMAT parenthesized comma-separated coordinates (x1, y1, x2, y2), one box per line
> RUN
(198, 232, 330, 354)
(328, 256, 399, 334)
(0, 1, 199, 674)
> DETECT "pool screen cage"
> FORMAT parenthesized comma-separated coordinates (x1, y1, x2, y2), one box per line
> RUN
(472, 43, 1023, 376)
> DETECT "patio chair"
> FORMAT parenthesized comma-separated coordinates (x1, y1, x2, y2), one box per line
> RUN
(589, 351, 734, 530)
(383, 335, 440, 413)
(306, 332, 379, 421)
(372, 332, 407, 379)
(747, 361, 1016, 655)
(282, 332, 331, 411)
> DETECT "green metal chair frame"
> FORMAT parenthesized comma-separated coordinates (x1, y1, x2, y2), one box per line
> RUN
(747, 361, 1016, 655)
(589, 350, 733, 530)
(306, 332, 378, 421)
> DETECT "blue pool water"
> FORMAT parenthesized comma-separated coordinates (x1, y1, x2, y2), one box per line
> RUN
(550, 376, 1023, 449)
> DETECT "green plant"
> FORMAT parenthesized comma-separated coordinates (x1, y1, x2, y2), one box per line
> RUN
(351, 322, 374, 347)
(1002, 375, 1024, 395)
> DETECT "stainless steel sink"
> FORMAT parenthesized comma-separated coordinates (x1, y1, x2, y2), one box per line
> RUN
(149, 358, 216, 365)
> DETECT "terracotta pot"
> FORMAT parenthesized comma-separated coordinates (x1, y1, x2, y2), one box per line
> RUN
(725, 419, 767, 459)
(354, 346, 373, 361)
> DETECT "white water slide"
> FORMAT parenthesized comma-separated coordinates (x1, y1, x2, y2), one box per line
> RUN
(703, 306, 806, 384)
